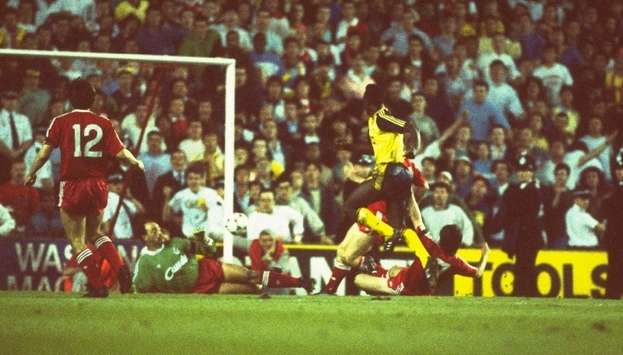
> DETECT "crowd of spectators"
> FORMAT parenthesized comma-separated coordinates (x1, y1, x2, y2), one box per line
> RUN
(1, 0, 623, 254)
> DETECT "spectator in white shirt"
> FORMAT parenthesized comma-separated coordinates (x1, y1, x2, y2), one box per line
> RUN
(247, 189, 304, 243)
(102, 174, 145, 240)
(580, 116, 612, 180)
(532, 45, 573, 106)
(0, 90, 33, 162)
(211, 10, 252, 51)
(478, 33, 520, 83)
(163, 163, 223, 238)
(421, 182, 475, 246)
(275, 176, 327, 243)
(35, 0, 95, 26)
(178, 120, 205, 162)
(563, 136, 615, 189)
(338, 54, 375, 100)
(251, 8, 283, 55)
(121, 102, 166, 154)
(23, 126, 53, 190)
(335, 0, 358, 45)
(487, 60, 524, 121)
(565, 190, 605, 248)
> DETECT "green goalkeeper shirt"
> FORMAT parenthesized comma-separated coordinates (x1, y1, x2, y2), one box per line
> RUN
(133, 238, 215, 293)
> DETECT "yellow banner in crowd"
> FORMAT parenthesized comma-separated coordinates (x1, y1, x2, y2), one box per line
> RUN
(454, 249, 608, 298)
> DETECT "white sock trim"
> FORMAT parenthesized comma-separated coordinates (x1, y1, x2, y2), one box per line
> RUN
(94, 236, 112, 249)
(334, 258, 351, 271)
(262, 271, 270, 288)
(76, 249, 92, 264)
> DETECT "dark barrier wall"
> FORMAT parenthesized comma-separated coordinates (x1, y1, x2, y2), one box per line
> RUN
(0, 239, 608, 297)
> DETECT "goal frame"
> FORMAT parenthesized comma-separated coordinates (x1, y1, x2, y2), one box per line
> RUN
(0, 49, 237, 262)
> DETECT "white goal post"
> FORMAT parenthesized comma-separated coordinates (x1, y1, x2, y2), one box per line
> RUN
(0, 49, 237, 262)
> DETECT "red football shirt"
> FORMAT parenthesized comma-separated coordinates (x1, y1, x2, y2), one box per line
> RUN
(46, 109, 124, 180)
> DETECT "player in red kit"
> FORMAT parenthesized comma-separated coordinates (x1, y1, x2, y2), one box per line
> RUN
(322, 158, 429, 294)
(354, 225, 490, 296)
(25, 79, 144, 298)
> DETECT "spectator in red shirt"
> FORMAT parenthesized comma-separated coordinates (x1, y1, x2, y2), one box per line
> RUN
(248, 229, 290, 274)
(0, 160, 39, 235)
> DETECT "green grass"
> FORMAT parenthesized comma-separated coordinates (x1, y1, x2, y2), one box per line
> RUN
(1, 292, 622, 355)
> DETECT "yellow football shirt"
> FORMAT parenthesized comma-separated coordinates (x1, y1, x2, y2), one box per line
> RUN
(368, 105, 406, 190)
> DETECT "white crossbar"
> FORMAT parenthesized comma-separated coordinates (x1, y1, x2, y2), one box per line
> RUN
(0, 48, 235, 66)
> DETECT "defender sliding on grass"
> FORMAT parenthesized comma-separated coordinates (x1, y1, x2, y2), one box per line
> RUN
(355, 224, 490, 296)
(133, 221, 313, 294)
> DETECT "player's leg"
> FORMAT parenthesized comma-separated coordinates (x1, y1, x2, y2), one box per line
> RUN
(337, 180, 383, 241)
(324, 224, 375, 294)
(60, 209, 88, 253)
(221, 263, 305, 289)
(86, 212, 132, 293)
(337, 226, 376, 268)
(217, 282, 258, 294)
(353, 273, 397, 295)
(60, 209, 107, 295)
(355, 210, 430, 258)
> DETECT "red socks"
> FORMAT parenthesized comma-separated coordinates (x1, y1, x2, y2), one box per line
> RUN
(262, 271, 303, 288)
(94, 236, 124, 271)
(324, 259, 351, 294)
(76, 248, 105, 289)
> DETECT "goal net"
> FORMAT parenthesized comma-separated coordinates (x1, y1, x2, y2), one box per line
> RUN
(0, 48, 237, 262)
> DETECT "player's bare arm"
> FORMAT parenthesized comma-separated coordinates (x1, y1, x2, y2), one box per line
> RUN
(475, 242, 491, 278)
(115, 148, 144, 171)
(407, 185, 425, 229)
(25, 143, 54, 186)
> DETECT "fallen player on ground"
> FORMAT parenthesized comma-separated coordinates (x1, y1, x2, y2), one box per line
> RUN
(324, 157, 432, 293)
(133, 221, 313, 294)
(354, 224, 490, 296)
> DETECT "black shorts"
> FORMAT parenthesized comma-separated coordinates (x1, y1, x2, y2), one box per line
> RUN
(381, 163, 413, 199)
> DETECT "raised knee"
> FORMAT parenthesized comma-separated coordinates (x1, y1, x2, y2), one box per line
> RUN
(338, 251, 358, 267)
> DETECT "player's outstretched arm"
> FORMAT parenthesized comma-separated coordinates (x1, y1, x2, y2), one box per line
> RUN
(475, 242, 490, 278)
(25, 143, 54, 186)
(115, 148, 144, 171)
(407, 185, 425, 229)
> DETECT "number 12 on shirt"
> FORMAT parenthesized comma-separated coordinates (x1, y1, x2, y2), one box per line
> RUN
(72, 123, 103, 158)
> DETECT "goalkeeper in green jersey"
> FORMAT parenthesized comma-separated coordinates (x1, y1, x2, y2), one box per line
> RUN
(133, 221, 313, 294)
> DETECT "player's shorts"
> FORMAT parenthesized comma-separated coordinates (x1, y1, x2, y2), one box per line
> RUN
(381, 163, 414, 199)
(193, 257, 225, 294)
(58, 177, 108, 215)
(387, 257, 430, 296)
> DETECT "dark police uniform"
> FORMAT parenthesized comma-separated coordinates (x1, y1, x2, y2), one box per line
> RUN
(602, 148, 623, 299)
(500, 154, 544, 297)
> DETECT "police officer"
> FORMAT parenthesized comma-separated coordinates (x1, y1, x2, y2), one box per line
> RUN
(500, 153, 544, 297)
(602, 148, 623, 299)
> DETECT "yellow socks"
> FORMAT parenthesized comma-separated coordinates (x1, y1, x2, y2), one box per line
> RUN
(355, 208, 394, 240)
(355, 208, 429, 257)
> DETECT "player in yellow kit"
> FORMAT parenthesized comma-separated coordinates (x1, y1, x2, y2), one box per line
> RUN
(338, 84, 419, 252)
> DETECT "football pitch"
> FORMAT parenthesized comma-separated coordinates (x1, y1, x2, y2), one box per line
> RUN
(1, 292, 622, 355)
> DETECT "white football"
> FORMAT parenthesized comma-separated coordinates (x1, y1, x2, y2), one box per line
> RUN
(225, 212, 248, 235)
